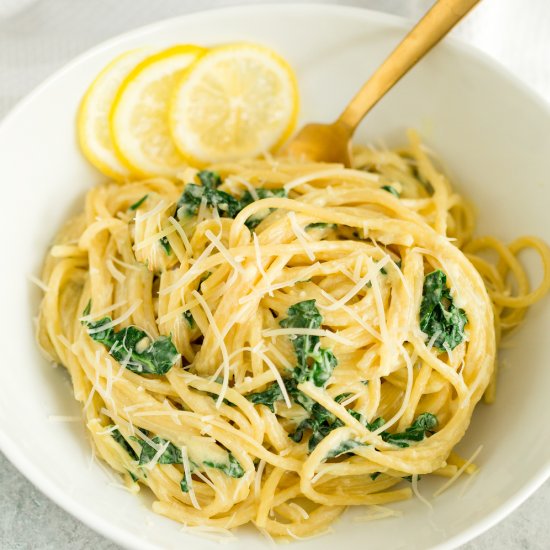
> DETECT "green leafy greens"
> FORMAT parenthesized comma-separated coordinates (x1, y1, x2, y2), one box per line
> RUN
(159, 236, 171, 255)
(381, 185, 400, 197)
(381, 412, 438, 448)
(176, 170, 241, 219)
(325, 439, 363, 459)
(246, 300, 338, 450)
(131, 435, 183, 466)
(129, 433, 244, 493)
(305, 222, 337, 231)
(246, 382, 285, 412)
(111, 428, 138, 460)
(290, 401, 344, 451)
(245, 300, 438, 455)
(175, 170, 286, 227)
(239, 187, 287, 229)
(279, 300, 337, 387)
(129, 194, 149, 210)
(83, 312, 179, 376)
(420, 270, 468, 351)
(204, 454, 245, 478)
(183, 310, 195, 328)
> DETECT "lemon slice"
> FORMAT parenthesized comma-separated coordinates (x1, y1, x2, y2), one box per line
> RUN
(110, 45, 206, 178)
(77, 48, 152, 180)
(170, 43, 299, 165)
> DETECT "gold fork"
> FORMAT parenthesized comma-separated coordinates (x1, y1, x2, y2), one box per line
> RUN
(282, 0, 480, 166)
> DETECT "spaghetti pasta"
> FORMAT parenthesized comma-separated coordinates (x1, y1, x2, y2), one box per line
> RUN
(36, 131, 550, 538)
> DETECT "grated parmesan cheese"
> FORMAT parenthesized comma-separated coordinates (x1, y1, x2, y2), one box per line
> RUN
(79, 299, 128, 323)
(167, 216, 193, 256)
(205, 229, 244, 275)
(287, 502, 309, 520)
(110, 256, 142, 272)
(411, 473, 432, 510)
(192, 290, 230, 408)
(433, 445, 483, 498)
(181, 446, 201, 510)
(105, 258, 126, 283)
(194, 470, 221, 496)
(254, 459, 266, 500)
(286, 527, 334, 540)
(86, 300, 142, 334)
(262, 327, 355, 347)
(239, 263, 321, 304)
(134, 200, 166, 223)
(318, 289, 381, 341)
(287, 211, 315, 261)
(28, 274, 49, 292)
(323, 255, 391, 311)
(160, 241, 216, 296)
(352, 505, 403, 522)
(253, 233, 272, 295)
(371, 344, 414, 435)
(283, 168, 378, 192)
(133, 224, 176, 251)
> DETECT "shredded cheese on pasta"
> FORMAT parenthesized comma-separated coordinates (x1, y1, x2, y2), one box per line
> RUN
(36, 132, 550, 540)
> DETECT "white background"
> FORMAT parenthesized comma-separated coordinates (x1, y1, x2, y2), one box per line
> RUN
(0, 1, 548, 548)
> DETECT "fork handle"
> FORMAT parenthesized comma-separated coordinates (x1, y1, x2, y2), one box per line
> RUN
(338, 0, 481, 131)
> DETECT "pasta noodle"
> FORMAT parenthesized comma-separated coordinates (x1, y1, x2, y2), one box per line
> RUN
(36, 131, 550, 539)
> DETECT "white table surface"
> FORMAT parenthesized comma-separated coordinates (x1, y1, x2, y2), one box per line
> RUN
(0, 1, 548, 548)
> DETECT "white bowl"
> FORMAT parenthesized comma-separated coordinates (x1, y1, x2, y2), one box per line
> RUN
(0, 4, 548, 550)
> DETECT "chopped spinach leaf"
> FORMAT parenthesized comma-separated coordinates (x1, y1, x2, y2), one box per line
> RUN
(176, 170, 240, 219)
(177, 184, 241, 219)
(197, 271, 212, 292)
(159, 236, 171, 255)
(204, 453, 244, 478)
(82, 299, 92, 317)
(280, 300, 337, 388)
(240, 187, 286, 207)
(197, 170, 222, 189)
(381, 413, 438, 448)
(180, 476, 190, 493)
(290, 401, 344, 452)
(326, 439, 363, 459)
(370, 472, 381, 481)
(381, 185, 400, 197)
(284, 378, 315, 413)
(130, 433, 244, 484)
(111, 427, 138, 460)
(246, 383, 284, 412)
(365, 416, 386, 432)
(127, 470, 139, 482)
(83, 317, 179, 376)
(205, 377, 235, 407)
(305, 222, 337, 231)
(183, 310, 195, 328)
(420, 270, 468, 351)
(131, 435, 183, 466)
(334, 393, 352, 403)
(129, 194, 149, 211)
(240, 187, 287, 229)
(309, 348, 337, 387)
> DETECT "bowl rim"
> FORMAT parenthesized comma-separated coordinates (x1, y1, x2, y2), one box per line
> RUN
(0, 3, 549, 549)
